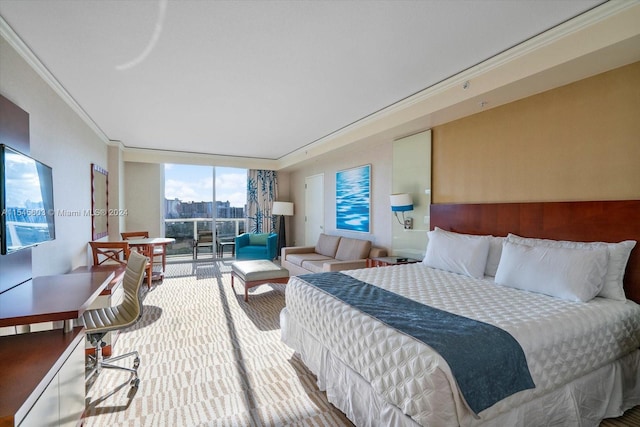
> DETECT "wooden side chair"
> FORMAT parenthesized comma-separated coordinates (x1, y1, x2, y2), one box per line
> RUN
(89, 241, 131, 267)
(121, 230, 149, 239)
(90, 241, 152, 289)
(120, 231, 150, 253)
(121, 231, 164, 283)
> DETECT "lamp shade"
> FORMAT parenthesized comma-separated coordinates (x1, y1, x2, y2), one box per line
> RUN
(390, 193, 413, 212)
(272, 201, 294, 216)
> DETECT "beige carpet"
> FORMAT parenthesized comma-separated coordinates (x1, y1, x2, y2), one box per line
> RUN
(82, 259, 639, 426)
(83, 260, 353, 426)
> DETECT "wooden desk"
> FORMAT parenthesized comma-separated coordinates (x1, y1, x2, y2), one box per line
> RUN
(0, 327, 84, 427)
(0, 271, 114, 333)
(70, 264, 125, 296)
(0, 271, 113, 426)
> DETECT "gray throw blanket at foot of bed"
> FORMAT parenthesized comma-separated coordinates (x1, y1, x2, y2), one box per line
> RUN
(300, 271, 535, 414)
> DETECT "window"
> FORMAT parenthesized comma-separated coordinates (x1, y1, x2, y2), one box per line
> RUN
(164, 164, 246, 257)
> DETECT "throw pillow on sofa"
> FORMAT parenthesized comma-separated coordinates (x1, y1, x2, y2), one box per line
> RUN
(335, 237, 371, 261)
(315, 233, 341, 257)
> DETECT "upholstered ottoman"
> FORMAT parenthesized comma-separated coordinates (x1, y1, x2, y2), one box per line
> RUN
(231, 260, 290, 301)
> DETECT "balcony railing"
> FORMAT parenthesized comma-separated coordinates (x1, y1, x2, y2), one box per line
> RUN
(164, 217, 246, 258)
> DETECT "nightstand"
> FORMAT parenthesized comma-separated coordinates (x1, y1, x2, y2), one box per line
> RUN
(367, 256, 421, 267)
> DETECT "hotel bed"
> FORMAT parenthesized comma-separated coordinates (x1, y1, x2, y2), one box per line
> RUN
(280, 200, 640, 426)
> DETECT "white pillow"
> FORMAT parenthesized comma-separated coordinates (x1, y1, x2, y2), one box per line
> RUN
(485, 236, 505, 277)
(506, 234, 636, 301)
(495, 241, 608, 302)
(423, 228, 491, 279)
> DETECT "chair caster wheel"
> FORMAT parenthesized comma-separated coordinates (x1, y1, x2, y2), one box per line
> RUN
(133, 358, 140, 369)
(131, 378, 140, 388)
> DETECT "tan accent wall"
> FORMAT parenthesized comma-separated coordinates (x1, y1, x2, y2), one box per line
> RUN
(432, 61, 640, 204)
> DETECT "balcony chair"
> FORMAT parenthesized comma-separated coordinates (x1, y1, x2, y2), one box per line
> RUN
(235, 232, 278, 260)
(82, 250, 148, 388)
(217, 235, 236, 258)
(193, 230, 214, 259)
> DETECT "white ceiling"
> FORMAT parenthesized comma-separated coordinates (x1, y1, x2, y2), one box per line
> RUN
(0, 0, 613, 162)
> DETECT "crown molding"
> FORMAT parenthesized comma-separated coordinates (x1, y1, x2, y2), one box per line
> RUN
(2, 1, 638, 168)
(0, 15, 110, 144)
(120, 144, 280, 170)
(395, 0, 639, 108)
(278, 0, 639, 169)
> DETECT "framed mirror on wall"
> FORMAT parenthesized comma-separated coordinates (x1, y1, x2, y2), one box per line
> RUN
(91, 163, 108, 240)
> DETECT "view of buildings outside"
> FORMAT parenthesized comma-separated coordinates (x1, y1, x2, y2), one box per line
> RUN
(164, 164, 247, 256)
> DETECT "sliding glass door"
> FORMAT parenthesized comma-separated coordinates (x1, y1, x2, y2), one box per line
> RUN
(164, 164, 246, 258)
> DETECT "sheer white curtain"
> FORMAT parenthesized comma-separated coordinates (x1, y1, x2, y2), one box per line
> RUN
(246, 170, 278, 233)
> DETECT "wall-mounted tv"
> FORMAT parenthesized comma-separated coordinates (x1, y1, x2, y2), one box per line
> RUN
(0, 144, 55, 255)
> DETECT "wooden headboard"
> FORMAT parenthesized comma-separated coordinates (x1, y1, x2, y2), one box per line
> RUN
(431, 200, 640, 303)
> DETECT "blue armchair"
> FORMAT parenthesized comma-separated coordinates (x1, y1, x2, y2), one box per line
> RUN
(235, 233, 278, 260)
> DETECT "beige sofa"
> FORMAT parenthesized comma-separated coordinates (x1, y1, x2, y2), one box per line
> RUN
(281, 233, 387, 275)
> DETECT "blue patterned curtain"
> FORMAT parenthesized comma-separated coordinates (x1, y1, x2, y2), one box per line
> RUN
(246, 170, 278, 233)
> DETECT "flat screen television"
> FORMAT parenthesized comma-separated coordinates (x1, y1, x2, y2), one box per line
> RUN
(0, 144, 55, 255)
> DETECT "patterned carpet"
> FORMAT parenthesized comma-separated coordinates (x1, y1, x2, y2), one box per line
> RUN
(83, 259, 353, 426)
(82, 259, 639, 426)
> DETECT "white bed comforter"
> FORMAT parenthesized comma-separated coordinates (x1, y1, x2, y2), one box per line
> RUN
(282, 263, 640, 426)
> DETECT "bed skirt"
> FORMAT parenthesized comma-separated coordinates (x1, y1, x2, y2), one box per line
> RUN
(281, 307, 640, 427)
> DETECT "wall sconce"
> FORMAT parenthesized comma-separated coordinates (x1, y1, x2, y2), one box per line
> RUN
(390, 193, 413, 229)
(272, 201, 294, 258)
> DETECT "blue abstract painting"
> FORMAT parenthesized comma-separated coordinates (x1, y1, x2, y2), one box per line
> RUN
(336, 164, 370, 232)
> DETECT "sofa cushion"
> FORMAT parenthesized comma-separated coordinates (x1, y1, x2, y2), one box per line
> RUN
(249, 233, 269, 245)
(315, 233, 341, 258)
(335, 237, 371, 261)
(286, 252, 333, 267)
(301, 259, 329, 273)
(237, 246, 269, 258)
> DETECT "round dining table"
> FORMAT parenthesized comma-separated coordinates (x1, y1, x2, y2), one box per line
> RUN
(123, 237, 175, 275)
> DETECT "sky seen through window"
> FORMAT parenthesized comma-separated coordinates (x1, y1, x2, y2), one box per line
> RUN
(164, 164, 246, 207)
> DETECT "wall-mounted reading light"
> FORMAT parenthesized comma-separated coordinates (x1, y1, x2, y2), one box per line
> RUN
(390, 193, 413, 229)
